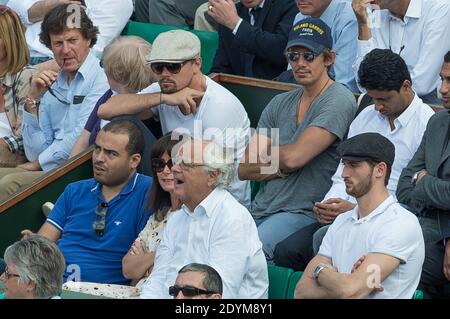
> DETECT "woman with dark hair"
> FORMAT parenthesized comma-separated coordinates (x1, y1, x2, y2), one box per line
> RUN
(122, 133, 181, 285)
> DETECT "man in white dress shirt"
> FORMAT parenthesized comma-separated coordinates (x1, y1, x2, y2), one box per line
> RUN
(274, 49, 434, 271)
(140, 139, 268, 299)
(351, 0, 450, 104)
(295, 132, 424, 299)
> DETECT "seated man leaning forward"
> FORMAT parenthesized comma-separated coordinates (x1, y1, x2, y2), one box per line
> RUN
(238, 17, 357, 262)
(21, 120, 151, 285)
(140, 138, 268, 299)
(0, 4, 108, 201)
(97, 29, 251, 208)
(296, 133, 424, 299)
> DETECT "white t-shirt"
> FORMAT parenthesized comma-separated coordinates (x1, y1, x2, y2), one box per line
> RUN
(141, 76, 251, 208)
(319, 196, 425, 299)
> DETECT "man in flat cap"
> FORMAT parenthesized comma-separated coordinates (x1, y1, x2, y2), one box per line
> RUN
(295, 132, 425, 299)
(97, 30, 251, 208)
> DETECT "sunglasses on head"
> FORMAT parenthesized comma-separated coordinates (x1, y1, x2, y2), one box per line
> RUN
(168, 285, 217, 297)
(93, 202, 108, 237)
(150, 60, 193, 75)
(151, 158, 173, 173)
(285, 51, 318, 63)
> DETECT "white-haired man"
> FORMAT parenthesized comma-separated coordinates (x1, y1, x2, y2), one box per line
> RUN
(140, 138, 268, 299)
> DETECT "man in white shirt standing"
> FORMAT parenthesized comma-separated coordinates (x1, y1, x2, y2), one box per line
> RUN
(352, 0, 450, 104)
(7, 0, 133, 64)
(274, 49, 434, 271)
(140, 139, 268, 299)
(296, 132, 424, 299)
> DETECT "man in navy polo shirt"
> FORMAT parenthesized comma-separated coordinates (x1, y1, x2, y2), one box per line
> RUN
(21, 119, 152, 284)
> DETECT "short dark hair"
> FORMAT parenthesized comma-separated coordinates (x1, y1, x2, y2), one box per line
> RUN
(367, 159, 392, 186)
(444, 51, 450, 63)
(101, 120, 144, 156)
(147, 133, 181, 221)
(39, 4, 98, 49)
(358, 49, 411, 92)
(178, 263, 223, 295)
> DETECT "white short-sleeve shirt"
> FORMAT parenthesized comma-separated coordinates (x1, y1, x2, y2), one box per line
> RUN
(319, 196, 425, 299)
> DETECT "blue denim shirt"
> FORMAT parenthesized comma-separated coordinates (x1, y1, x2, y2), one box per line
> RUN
(293, 0, 358, 93)
(22, 51, 109, 171)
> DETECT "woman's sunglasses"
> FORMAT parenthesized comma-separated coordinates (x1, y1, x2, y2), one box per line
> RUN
(151, 158, 173, 173)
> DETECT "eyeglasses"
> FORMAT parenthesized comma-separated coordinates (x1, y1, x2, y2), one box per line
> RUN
(285, 51, 318, 63)
(168, 285, 217, 297)
(48, 86, 71, 105)
(93, 202, 108, 237)
(151, 158, 173, 173)
(3, 267, 20, 280)
(150, 60, 193, 75)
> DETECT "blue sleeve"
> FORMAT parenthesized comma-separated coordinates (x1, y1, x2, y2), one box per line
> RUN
(46, 185, 72, 232)
(38, 76, 109, 170)
(22, 99, 53, 162)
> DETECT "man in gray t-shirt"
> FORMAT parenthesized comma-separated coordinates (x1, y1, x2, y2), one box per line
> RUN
(238, 17, 356, 262)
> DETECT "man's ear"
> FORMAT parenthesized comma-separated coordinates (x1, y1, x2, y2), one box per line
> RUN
(130, 154, 141, 169)
(207, 170, 220, 188)
(324, 50, 336, 68)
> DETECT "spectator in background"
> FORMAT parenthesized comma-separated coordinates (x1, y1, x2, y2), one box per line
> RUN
(0, 5, 38, 167)
(238, 18, 356, 263)
(274, 49, 434, 271)
(140, 139, 268, 299)
(209, 0, 297, 80)
(7, 0, 133, 65)
(134, 0, 206, 28)
(1, 234, 65, 299)
(69, 35, 155, 158)
(170, 263, 223, 299)
(0, 4, 108, 201)
(352, 0, 450, 104)
(275, 0, 358, 93)
(396, 51, 450, 298)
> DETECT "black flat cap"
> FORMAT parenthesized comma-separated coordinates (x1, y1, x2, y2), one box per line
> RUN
(337, 132, 395, 165)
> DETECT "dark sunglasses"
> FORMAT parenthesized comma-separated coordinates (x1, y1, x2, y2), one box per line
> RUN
(285, 51, 317, 63)
(151, 158, 173, 173)
(93, 202, 108, 237)
(168, 285, 217, 297)
(150, 60, 193, 75)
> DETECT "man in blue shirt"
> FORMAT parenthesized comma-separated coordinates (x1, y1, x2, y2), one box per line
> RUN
(22, 120, 152, 284)
(0, 4, 108, 201)
(275, 0, 358, 93)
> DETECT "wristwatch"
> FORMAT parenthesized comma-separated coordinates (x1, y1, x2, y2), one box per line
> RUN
(312, 263, 327, 280)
